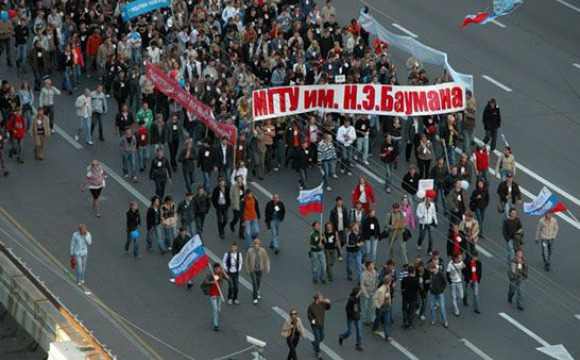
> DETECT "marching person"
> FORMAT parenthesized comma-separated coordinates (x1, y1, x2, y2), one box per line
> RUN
(177, 191, 196, 237)
(470, 179, 490, 236)
(482, 98, 501, 151)
(295, 139, 312, 190)
(241, 189, 261, 248)
(401, 164, 421, 201)
(361, 209, 381, 264)
(125, 201, 141, 259)
(428, 262, 448, 328)
(508, 249, 528, 311)
(90, 84, 107, 142)
(245, 239, 271, 304)
(281, 308, 306, 360)
(386, 203, 408, 265)
(222, 242, 243, 305)
(339, 286, 364, 352)
(308, 221, 327, 284)
(497, 172, 522, 217)
(462, 252, 482, 314)
(346, 221, 364, 282)
(472, 145, 490, 183)
(265, 193, 286, 253)
(318, 133, 338, 191)
(81, 160, 106, 217)
(360, 261, 378, 326)
(229, 175, 246, 239)
(149, 148, 172, 199)
(198, 137, 217, 194)
(416, 134, 434, 179)
(307, 292, 332, 359)
(337, 117, 356, 176)
(39, 78, 60, 132)
(192, 186, 211, 236)
(70, 224, 92, 286)
(535, 213, 559, 272)
(211, 177, 231, 240)
(379, 133, 398, 193)
(172, 227, 193, 289)
(446, 253, 465, 317)
(459, 212, 480, 258)
(329, 196, 350, 261)
(178, 138, 196, 193)
(6, 107, 26, 163)
(74, 89, 93, 145)
(401, 265, 420, 329)
(206, 263, 228, 331)
(372, 275, 393, 342)
(502, 208, 523, 262)
(322, 222, 340, 282)
(161, 196, 178, 251)
(416, 192, 438, 254)
(29, 107, 51, 161)
(119, 127, 138, 182)
(146, 196, 165, 254)
(495, 146, 516, 181)
(351, 177, 375, 213)
(447, 179, 469, 225)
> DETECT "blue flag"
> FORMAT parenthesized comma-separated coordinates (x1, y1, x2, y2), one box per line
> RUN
(121, 0, 171, 22)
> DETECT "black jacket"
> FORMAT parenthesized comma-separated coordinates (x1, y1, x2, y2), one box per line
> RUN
(497, 181, 522, 204)
(361, 216, 381, 240)
(470, 187, 490, 210)
(198, 146, 217, 172)
(429, 271, 447, 295)
(150, 123, 166, 145)
(172, 234, 189, 255)
(192, 194, 211, 214)
(146, 207, 161, 229)
(216, 144, 234, 169)
(126, 209, 141, 231)
(177, 200, 195, 223)
(294, 146, 311, 169)
(329, 206, 350, 231)
(178, 148, 196, 172)
(211, 185, 231, 208)
(462, 259, 483, 283)
(430, 165, 449, 190)
(149, 156, 171, 180)
(402, 172, 421, 195)
(265, 200, 286, 225)
(401, 275, 420, 301)
(115, 112, 135, 131)
(345, 294, 361, 320)
(502, 217, 522, 242)
(482, 104, 501, 131)
(379, 141, 398, 163)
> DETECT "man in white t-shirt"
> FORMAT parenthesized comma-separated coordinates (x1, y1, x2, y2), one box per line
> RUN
(337, 117, 356, 176)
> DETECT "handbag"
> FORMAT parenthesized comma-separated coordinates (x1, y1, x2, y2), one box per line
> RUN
(469, 199, 477, 212)
(70, 255, 76, 269)
(403, 228, 412, 242)
(380, 229, 390, 239)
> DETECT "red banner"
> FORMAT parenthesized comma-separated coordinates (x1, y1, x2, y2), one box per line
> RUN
(145, 61, 237, 145)
(252, 83, 466, 121)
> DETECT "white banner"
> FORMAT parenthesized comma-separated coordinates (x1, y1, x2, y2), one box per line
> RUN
(252, 82, 466, 121)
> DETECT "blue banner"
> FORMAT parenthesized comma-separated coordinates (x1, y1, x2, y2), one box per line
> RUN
(121, 0, 170, 22)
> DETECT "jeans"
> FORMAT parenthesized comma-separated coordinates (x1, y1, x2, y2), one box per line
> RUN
(227, 272, 239, 301)
(183, 167, 195, 192)
(63, 66, 73, 93)
(436, 188, 448, 215)
(219, 165, 232, 183)
(181, 221, 196, 237)
(311, 325, 324, 355)
(478, 169, 490, 183)
(541, 239, 554, 269)
(340, 319, 362, 347)
(15, 43, 27, 72)
(446, 146, 457, 167)
(340, 145, 353, 172)
(384, 161, 394, 188)
(298, 168, 307, 188)
(244, 219, 260, 248)
(356, 136, 369, 162)
(418, 224, 434, 253)
(429, 292, 448, 324)
(76, 116, 92, 143)
(73, 64, 82, 86)
(74, 255, 87, 284)
(122, 152, 137, 178)
(506, 239, 515, 262)
(464, 281, 480, 312)
(508, 279, 524, 308)
(138, 146, 150, 170)
(364, 237, 378, 264)
(484, 129, 498, 151)
(10, 139, 22, 160)
(450, 282, 464, 315)
(195, 213, 206, 235)
(372, 306, 392, 338)
(346, 250, 362, 282)
(360, 295, 375, 324)
(202, 171, 212, 194)
(216, 205, 228, 237)
(33, 68, 46, 91)
(499, 169, 510, 181)
(270, 218, 281, 249)
(321, 160, 332, 187)
(0, 38, 12, 64)
(324, 248, 335, 281)
(124, 230, 139, 257)
(309, 250, 326, 282)
(163, 226, 177, 249)
(210, 296, 221, 327)
(474, 208, 485, 233)
(146, 225, 164, 251)
(462, 128, 474, 154)
(154, 179, 167, 199)
(402, 298, 417, 327)
(91, 112, 105, 140)
(250, 271, 262, 300)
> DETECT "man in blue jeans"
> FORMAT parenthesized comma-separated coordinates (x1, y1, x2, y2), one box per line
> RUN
(307, 292, 332, 359)
(345, 222, 364, 282)
(265, 194, 286, 254)
(428, 262, 448, 328)
(339, 286, 364, 351)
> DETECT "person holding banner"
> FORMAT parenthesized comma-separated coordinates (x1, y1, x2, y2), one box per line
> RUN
(337, 118, 356, 176)
(535, 214, 559, 272)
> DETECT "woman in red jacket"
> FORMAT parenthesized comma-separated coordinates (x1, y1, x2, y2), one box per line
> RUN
(6, 107, 26, 163)
(351, 176, 376, 212)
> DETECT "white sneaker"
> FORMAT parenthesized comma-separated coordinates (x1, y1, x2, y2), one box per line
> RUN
(74, 135, 79, 141)
(415, 309, 420, 316)
(274, 167, 279, 171)
(227, 299, 233, 305)
(51, 129, 56, 134)
(364, 161, 369, 165)
(417, 245, 422, 250)
(332, 174, 339, 179)
(420, 315, 426, 321)
(347, 171, 353, 176)
(340, 169, 345, 174)
(326, 186, 332, 191)
(87, 141, 94, 145)
(234, 299, 240, 305)
(257, 294, 262, 299)
(253, 299, 258, 304)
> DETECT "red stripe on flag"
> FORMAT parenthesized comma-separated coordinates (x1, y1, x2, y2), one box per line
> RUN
(549, 202, 567, 215)
(173, 254, 210, 285)
(299, 203, 323, 216)
(460, 13, 490, 28)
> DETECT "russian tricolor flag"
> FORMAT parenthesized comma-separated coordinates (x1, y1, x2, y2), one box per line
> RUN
(460, 12, 494, 28)
(168, 234, 210, 285)
(297, 184, 324, 216)
(523, 186, 567, 216)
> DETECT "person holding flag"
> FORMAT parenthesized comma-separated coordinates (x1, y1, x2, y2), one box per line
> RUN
(535, 214, 559, 272)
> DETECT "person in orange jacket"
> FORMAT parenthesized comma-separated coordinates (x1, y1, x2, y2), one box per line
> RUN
(85, 29, 102, 78)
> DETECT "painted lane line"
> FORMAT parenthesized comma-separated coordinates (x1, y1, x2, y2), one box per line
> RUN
(499, 312, 550, 347)
(573, 63, 580, 70)
(575, 315, 580, 320)
(54, 124, 83, 149)
(392, 23, 419, 38)
(490, 19, 507, 28)
(272, 306, 345, 360)
(250, 181, 274, 198)
(356, 164, 495, 257)
(370, 327, 420, 359)
(461, 339, 494, 360)
(481, 75, 513, 92)
(555, 0, 580, 13)
(473, 137, 580, 209)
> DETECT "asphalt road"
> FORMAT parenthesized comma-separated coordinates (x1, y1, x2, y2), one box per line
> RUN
(1, 1, 580, 359)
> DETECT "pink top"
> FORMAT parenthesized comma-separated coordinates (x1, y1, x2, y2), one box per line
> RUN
(401, 203, 416, 229)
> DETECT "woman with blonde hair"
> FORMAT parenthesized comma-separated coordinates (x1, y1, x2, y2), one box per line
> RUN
(281, 308, 306, 360)
(81, 160, 106, 217)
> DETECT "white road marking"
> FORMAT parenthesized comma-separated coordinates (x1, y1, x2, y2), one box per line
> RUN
(536, 345, 574, 360)
(252, 351, 267, 360)
(475, 245, 493, 258)
(481, 75, 513, 92)
(555, 0, 580, 13)
(575, 314, 580, 320)
(499, 312, 550, 347)
(392, 23, 419, 38)
(54, 124, 83, 149)
(272, 306, 345, 360)
(490, 19, 507, 28)
(250, 181, 274, 198)
(372, 328, 420, 360)
(573, 63, 580, 70)
(461, 338, 494, 360)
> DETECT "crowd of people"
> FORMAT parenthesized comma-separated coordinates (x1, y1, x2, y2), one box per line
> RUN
(0, 0, 561, 359)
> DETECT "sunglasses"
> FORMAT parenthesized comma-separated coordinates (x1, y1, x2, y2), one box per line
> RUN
(290, 313, 297, 316)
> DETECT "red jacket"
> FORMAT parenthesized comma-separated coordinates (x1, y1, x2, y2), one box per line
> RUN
(352, 183, 376, 210)
(86, 34, 102, 57)
(7, 114, 26, 140)
(472, 148, 489, 171)
(72, 47, 85, 67)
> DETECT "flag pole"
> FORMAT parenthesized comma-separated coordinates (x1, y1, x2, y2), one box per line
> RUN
(565, 210, 580, 224)
(206, 262, 225, 302)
